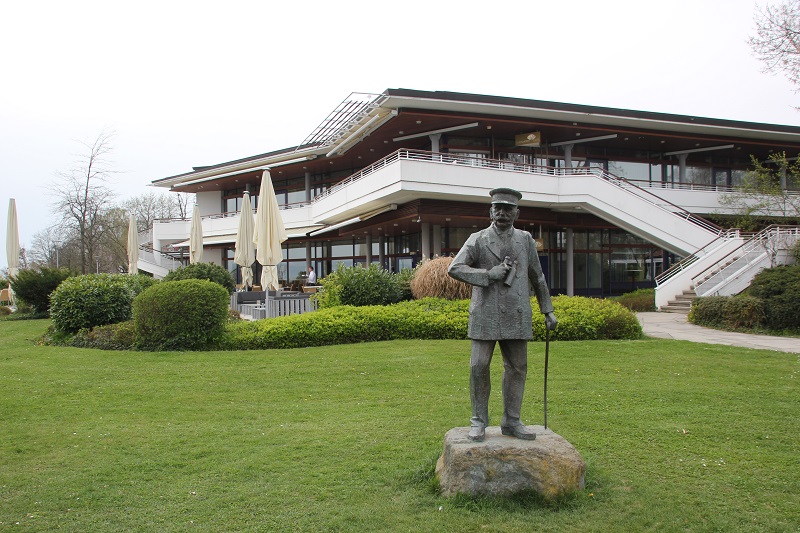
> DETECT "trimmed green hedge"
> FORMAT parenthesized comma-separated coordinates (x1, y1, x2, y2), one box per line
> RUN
(218, 295, 642, 350)
(690, 265, 800, 333)
(689, 295, 766, 330)
(611, 288, 656, 312)
(50, 274, 154, 333)
(133, 279, 229, 351)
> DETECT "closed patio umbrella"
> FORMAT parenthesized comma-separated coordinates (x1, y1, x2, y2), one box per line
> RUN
(253, 170, 288, 291)
(127, 214, 139, 275)
(234, 191, 255, 288)
(189, 205, 204, 264)
(6, 198, 19, 304)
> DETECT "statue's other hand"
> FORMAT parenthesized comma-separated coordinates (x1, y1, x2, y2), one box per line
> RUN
(545, 312, 558, 331)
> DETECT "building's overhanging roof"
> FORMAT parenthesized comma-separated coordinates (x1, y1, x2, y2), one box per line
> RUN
(152, 88, 800, 189)
(379, 89, 800, 144)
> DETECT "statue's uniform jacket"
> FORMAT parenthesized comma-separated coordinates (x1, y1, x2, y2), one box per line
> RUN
(448, 227, 554, 340)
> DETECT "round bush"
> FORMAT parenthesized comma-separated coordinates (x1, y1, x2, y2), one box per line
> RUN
(163, 262, 235, 294)
(10, 267, 74, 313)
(410, 257, 471, 300)
(133, 279, 229, 351)
(50, 274, 138, 333)
(315, 264, 408, 308)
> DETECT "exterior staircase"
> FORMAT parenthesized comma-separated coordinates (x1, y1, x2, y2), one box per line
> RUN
(656, 225, 800, 311)
(660, 289, 696, 314)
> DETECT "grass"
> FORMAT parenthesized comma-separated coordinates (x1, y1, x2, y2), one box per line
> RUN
(1, 319, 798, 532)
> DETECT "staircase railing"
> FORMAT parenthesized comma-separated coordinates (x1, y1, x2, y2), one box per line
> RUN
(693, 225, 800, 296)
(654, 229, 742, 286)
(312, 149, 723, 239)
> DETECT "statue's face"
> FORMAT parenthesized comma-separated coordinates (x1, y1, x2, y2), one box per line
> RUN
(490, 203, 519, 230)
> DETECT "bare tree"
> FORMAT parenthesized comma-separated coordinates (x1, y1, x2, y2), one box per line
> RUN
(122, 191, 194, 234)
(49, 130, 117, 274)
(749, 1, 800, 89)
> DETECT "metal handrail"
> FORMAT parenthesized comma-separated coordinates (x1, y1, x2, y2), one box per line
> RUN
(693, 225, 800, 295)
(692, 224, 800, 290)
(312, 149, 724, 237)
(654, 228, 743, 286)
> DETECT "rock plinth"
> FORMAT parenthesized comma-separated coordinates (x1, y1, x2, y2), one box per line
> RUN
(435, 426, 586, 500)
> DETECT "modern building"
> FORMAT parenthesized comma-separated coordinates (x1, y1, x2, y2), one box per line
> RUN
(144, 89, 800, 309)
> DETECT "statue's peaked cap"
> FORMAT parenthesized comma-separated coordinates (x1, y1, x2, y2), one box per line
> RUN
(489, 188, 522, 205)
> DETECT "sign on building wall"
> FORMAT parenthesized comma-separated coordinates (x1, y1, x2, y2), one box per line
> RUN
(515, 132, 541, 147)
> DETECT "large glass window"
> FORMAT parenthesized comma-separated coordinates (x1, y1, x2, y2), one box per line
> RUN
(608, 161, 650, 182)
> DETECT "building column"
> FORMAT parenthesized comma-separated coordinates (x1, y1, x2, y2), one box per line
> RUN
(429, 133, 441, 153)
(305, 171, 312, 203)
(420, 222, 431, 261)
(563, 144, 574, 169)
(379, 236, 386, 269)
(365, 234, 373, 264)
(305, 241, 312, 270)
(678, 154, 688, 184)
(432, 224, 442, 258)
(566, 228, 574, 296)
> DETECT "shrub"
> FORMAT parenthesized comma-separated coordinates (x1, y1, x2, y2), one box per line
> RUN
(611, 288, 656, 312)
(533, 295, 643, 341)
(164, 262, 235, 294)
(9, 267, 73, 313)
(314, 264, 409, 308)
(71, 321, 136, 350)
(688, 296, 728, 328)
(747, 264, 800, 331)
(722, 296, 765, 329)
(133, 279, 229, 351)
(0, 306, 11, 316)
(50, 274, 138, 333)
(410, 257, 472, 300)
(218, 295, 642, 350)
(689, 295, 766, 330)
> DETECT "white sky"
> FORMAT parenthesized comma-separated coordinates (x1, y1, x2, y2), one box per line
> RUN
(2, 0, 798, 269)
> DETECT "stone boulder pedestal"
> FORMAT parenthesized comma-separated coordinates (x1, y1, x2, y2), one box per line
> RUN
(435, 426, 586, 500)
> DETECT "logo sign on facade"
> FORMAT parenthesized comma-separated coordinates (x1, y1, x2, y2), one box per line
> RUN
(534, 238, 544, 250)
(515, 132, 541, 147)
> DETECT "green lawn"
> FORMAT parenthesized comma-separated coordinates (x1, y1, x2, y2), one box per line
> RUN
(1, 319, 798, 532)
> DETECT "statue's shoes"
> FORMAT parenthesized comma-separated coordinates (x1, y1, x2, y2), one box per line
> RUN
(467, 426, 485, 441)
(501, 424, 537, 440)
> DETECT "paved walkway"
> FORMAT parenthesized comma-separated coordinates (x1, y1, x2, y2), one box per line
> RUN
(637, 312, 800, 353)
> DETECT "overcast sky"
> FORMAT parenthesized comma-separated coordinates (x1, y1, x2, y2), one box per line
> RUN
(2, 0, 798, 269)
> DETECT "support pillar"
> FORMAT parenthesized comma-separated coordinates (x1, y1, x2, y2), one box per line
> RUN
(305, 242, 312, 270)
(305, 172, 312, 203)
(563, 144, 574, 169)
(379, 236, 386, 270)
(430, 133, 441, 154)
(566, 228, 574, 297)
(421, 222, 431, 261)
(365, 234, 373, 264)
(432, 224, 442, 258)
(678, 154, 688, 184)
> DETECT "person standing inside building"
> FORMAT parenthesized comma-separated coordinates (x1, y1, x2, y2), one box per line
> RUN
(448, 188, 558, 442)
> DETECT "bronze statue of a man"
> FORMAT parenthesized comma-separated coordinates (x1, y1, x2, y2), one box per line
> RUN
(448, 188, 558, 442)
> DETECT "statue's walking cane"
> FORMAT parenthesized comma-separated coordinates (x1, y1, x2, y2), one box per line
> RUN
(544, 326, 550, 429)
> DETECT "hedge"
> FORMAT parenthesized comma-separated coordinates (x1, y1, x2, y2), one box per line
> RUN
(50, 274, 152, 333)
(217, 295, 642, 350)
